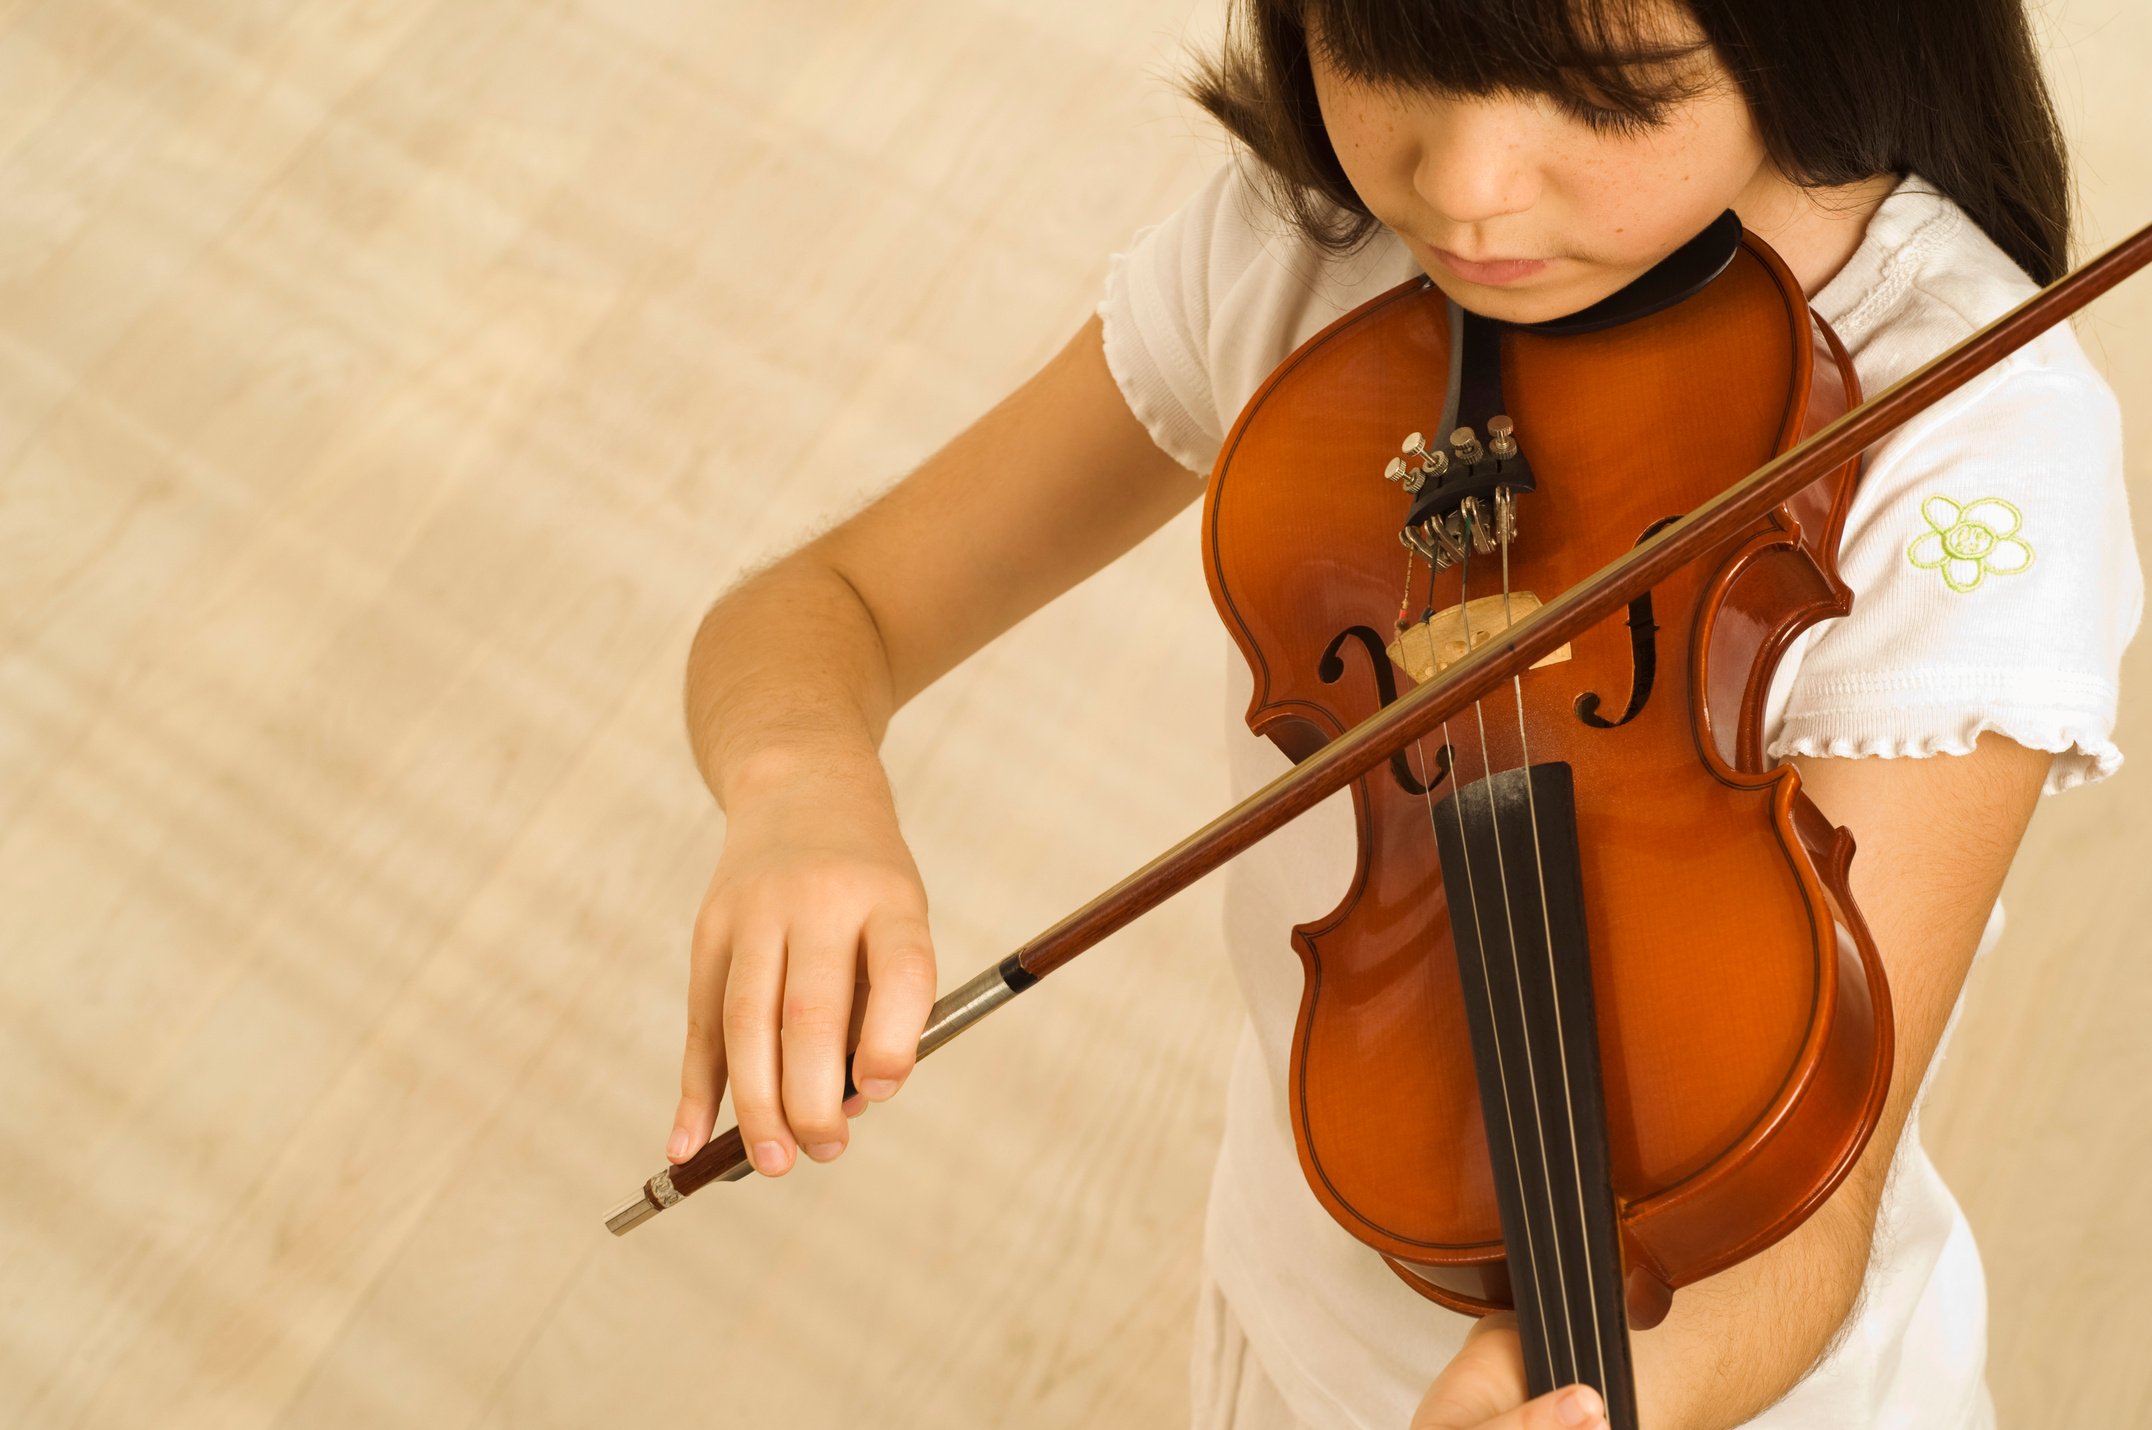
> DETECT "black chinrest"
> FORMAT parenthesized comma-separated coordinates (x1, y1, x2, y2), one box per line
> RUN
(1514, 209, 1744, 336)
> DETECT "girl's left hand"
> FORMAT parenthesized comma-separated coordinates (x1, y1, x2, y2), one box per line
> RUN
(1410, 1314, 1608, 1430)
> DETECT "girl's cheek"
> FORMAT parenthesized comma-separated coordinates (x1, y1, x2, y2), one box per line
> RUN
(1569, 137, 1757, 264)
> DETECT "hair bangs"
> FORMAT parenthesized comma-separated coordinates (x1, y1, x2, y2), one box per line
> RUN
(1299, 0, 1714, 121)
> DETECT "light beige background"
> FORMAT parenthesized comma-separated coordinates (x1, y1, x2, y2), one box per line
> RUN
(2, 2, 2146, 1426)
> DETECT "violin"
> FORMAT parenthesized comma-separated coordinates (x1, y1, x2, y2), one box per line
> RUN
(1202, 212, 1879, 1428)
(607, 212, 2152, 1428)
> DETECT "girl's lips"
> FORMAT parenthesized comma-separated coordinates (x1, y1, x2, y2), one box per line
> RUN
(1429, 245, 1553, 286)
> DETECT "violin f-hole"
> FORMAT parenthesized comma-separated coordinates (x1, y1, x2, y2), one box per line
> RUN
(1319, 626, 1453, 796)
(1574, 516, 1681, 730)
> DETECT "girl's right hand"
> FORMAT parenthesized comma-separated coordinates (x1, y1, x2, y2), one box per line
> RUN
(668, 750, 938, 1177)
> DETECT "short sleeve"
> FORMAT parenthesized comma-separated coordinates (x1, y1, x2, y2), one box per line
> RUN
(1766, 362, 2142, 794)
(1096, 161, 1424, 476)
(1095, 163, 1248, 474)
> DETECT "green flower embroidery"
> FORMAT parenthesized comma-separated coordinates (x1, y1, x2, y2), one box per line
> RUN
(1907, 495, 2034, 593)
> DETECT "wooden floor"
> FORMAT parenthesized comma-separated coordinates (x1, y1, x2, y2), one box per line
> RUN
(2, 2, 2146, 1426)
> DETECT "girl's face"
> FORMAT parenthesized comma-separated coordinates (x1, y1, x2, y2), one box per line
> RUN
(1306, 13, 1784, 325)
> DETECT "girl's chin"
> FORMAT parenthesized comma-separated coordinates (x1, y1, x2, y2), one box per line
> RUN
(1423, 264, 1647, 326)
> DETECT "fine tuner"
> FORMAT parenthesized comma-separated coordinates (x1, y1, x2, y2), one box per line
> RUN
(1382, 416, 1518, 487)
(1387, 416, 1525, 569)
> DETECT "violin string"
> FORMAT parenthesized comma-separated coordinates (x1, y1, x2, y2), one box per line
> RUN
(1401, 541, 1555, 1384)
(1460, 522, 1581, 1386)
(1500, 502, 1609, 1390)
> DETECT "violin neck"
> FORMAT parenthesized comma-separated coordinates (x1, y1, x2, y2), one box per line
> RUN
(1433, 761, 1640, 1430)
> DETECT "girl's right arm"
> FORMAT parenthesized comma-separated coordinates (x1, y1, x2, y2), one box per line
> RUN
(670, 312, 1202, 1177)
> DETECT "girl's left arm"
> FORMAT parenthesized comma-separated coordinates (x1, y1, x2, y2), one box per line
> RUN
(1411, 732, 2054, 1430)
(1634, 732, 2051, 1429)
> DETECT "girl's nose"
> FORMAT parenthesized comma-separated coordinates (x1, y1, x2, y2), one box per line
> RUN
(1413, 95, 1543, 229)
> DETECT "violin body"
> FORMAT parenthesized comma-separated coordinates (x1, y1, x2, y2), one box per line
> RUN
(1201, 232, 1893, 1331)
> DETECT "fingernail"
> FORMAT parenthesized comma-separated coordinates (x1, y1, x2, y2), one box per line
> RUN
(843, 1093, 867, 1117)
(753, 1140, 788, 1173)
(1556, 1386, 1603, 1427)
(805, 1140, 844, 1161)
(667, 1128, 691, 1160)
(860, 1078, 898, 1100)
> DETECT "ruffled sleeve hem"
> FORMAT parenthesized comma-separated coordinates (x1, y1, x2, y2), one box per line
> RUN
(1766, 708, 2122, 796)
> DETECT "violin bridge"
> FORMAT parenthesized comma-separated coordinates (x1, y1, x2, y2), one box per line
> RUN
(1389, 593, 1571, 685)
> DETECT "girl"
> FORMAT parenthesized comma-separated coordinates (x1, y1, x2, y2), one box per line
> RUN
(667, 1, 2140, 1426)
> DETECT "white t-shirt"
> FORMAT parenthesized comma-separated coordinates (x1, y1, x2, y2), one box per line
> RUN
(1097, 161, 2141, 1430)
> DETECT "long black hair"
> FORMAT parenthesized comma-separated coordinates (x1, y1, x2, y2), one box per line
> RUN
(1183, 0, 2072, 284)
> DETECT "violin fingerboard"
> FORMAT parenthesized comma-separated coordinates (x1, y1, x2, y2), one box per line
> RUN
(1433, 761, 1639, 1430)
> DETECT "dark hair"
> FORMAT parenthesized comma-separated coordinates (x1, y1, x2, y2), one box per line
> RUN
(1182, 0, 2072, 284)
